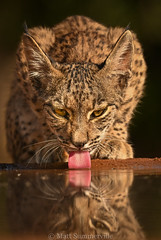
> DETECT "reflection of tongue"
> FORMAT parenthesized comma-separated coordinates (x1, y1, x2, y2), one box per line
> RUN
(68, 151, 91, 169)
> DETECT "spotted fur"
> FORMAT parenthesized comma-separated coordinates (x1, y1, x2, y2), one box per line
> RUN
(6, 16, 147, 163)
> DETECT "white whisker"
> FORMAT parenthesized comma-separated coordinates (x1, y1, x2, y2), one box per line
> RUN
(26, 142, 56, 165)
(41, 145, 60, 165)
(24, 139, 58, 149)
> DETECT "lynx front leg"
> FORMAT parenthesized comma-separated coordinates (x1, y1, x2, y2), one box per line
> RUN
(95, 139, 133, 159)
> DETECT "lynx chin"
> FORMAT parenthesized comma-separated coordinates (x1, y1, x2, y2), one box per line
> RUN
(6, 15, 146, 167)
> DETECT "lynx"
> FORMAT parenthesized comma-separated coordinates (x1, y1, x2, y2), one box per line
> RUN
(6, 16, 146, 167)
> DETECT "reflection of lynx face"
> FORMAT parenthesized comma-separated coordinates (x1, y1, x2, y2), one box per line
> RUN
(35, 171, 144, 239)
(7, 171, 145, 239)
(6, 15, 146, 164)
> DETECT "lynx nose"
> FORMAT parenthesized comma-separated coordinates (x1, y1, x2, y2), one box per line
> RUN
(72, 140, 87, 149)
(72, 127, 88, 149)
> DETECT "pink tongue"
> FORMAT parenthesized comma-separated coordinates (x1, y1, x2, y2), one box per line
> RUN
(69, 170, 91, 187)
(68, 151, 91, 169)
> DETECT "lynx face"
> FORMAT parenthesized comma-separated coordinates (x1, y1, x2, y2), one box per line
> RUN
(43, 63, 118, 157)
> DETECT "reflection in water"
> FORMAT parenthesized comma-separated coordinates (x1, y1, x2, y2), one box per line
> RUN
(69, 170, 91, 187)
(6, 170, 145, 239)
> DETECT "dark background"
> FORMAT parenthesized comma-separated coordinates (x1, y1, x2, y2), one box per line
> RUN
(0, 0, 161, 161)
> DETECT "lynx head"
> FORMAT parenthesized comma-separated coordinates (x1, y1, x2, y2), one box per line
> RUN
(19, 29, 133, 160)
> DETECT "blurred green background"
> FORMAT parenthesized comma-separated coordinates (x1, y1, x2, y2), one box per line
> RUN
(0, 0, 161, 162)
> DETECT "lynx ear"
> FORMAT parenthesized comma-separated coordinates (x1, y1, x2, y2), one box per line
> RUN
(22, 33, 63, 92)
(96, 30, 133, 79)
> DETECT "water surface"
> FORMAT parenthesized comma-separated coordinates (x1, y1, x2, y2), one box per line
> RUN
(0, 168, 161, 240)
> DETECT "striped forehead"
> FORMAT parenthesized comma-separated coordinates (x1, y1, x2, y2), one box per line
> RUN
(65, 64, 94, 94)
(60, 64, 96, 108)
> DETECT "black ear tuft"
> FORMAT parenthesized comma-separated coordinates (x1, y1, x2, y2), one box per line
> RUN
(23, 21, 29, 35)
(125, 23, 131, 31)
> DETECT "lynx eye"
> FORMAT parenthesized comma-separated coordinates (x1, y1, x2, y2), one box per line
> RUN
(90, 108, 107, 119)
(54, 108, 69, 118)
(93, 109, 104, 117)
